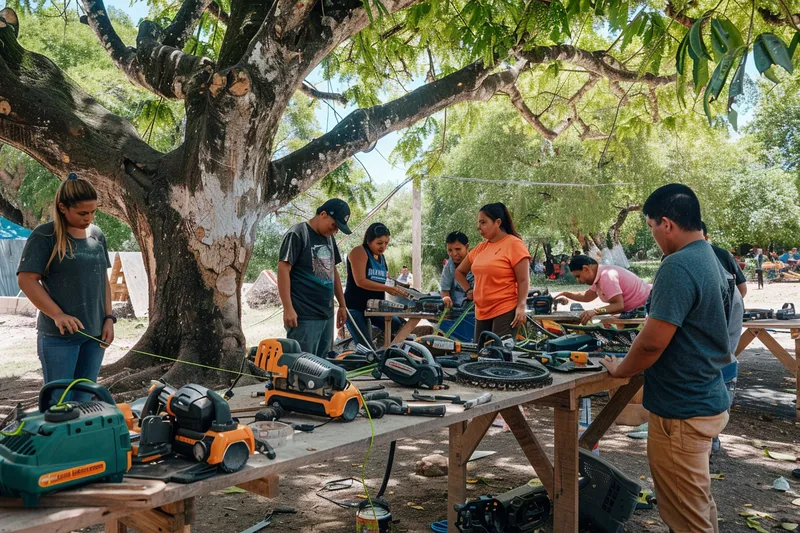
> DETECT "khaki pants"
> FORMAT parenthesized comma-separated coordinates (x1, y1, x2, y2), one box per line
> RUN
(647, 411, 729, 533)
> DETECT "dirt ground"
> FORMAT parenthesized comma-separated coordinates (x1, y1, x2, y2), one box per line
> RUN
(1, 281, 799, 532)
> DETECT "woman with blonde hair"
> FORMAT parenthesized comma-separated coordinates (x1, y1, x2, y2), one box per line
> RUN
(17, 173, 114, 401)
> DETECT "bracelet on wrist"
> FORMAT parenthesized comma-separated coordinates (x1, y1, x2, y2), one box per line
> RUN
(103, 314, 117, 324)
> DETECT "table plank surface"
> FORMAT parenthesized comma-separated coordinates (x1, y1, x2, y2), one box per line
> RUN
(1, 369, 617, 533)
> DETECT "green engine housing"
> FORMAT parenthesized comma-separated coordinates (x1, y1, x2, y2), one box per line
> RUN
(0, 381, 132, 508)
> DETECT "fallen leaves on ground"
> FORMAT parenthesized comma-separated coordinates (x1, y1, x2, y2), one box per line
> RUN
(407, 502, 425, 510)
(223, 487, 247, 494)
(710, 473, 725, 480)
(764, 449, 796, 461)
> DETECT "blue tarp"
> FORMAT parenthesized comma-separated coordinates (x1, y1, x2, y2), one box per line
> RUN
(0, 217, 32, 240)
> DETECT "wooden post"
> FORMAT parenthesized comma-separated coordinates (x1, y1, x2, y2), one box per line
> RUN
(794, 329, 800, 420)
(447, 420, 468, 533)
(553, 407, 579, 533)
(412, 179, 422, 290)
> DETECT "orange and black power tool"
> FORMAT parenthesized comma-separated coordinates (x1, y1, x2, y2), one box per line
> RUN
(123, 382, 255, 472)
(248, 338, 362, 421)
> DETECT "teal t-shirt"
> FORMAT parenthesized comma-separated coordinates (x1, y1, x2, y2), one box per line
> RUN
(17, 222, 111, 337)
(643, 240, 732, 419)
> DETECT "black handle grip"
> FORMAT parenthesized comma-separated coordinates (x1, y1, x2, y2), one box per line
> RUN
(406, 404, 447, 417)
(39, 379, 115, 412)
(141, 383, 166, 420)
(478, 330, 503, 349)
(402, 340, 436, 366)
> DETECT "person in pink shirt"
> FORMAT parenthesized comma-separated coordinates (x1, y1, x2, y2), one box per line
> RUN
(555, 255, 652, 324)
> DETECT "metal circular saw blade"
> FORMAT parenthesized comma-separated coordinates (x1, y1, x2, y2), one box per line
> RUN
(456, 361, 552, 390)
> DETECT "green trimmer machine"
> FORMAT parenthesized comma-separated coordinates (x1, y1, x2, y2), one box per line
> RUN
(0, 379, 132, 507)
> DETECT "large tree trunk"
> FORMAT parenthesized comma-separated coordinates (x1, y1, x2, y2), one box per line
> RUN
(104, 175, 259, 385)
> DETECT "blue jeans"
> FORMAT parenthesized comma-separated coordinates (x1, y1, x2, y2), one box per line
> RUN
(286, 317, 334, 357)
(38, 333, 106, 404)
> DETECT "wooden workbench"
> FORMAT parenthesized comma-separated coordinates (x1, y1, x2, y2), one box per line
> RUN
(0, 370, 640, 533)
(736, 318, 800, 419)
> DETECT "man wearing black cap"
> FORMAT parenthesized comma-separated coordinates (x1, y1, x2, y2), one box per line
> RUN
(277, 199, 352, 356)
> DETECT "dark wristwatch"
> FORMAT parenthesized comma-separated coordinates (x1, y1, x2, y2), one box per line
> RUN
(103, 314, 117, 324)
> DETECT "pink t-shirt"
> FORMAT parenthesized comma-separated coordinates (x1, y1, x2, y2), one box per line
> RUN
(590, 265, 652, 311)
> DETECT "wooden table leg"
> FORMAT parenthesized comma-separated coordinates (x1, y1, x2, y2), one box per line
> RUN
(120, 497, 194, 533)
(446, 413, 496, 533)
(794, 329, 800, 420)
(500, 406, 555, 495)
(736, 328, 758, 355)
(104, 520, 127, 533)
(448, 420, 467, 533)
(383, 317, 392, 348)
(553, 407, 579, 533)
(390, 318, 420, 346)
(755, 329, 796, 372)
(579, 374, 644, 451)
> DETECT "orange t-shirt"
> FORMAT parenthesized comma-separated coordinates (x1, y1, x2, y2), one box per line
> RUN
(468, 235, 531, 320)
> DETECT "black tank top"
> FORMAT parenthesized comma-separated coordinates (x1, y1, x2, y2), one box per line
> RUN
(345, 245, 388, 312)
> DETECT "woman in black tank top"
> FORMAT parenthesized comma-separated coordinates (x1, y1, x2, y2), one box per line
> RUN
(344, 223, 406, 348)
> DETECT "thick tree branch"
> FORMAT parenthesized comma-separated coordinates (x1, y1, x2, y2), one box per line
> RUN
(506, 74, 607, 142)
(269, 60, 520, 207)
(299, 82, 348, 104)
(80, 0, 138, 78)
(218, 0, 272, 69)
(609, 204, 641, 243)
(206, 1, 230, 25)
(665, 1, 694, 29)
(163, 0, 213, 49)
(81, 1, 214, 100)
(518, 45, 676, 86)
(0, 10, 161, 221)
(757, 6, 800, 27)
(136, 21, 215, 100)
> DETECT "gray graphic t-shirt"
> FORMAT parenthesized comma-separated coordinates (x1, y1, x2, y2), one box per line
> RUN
(17, 222, 111, 337)
(279, 222, 342, 320)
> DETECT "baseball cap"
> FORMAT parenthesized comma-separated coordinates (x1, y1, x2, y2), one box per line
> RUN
(318, 198, 352, 234)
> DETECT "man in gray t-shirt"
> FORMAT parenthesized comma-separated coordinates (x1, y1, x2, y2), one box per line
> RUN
(601, 184, 730, 533)
(440, 232, 474, 308)
(278, 199, 351, 357)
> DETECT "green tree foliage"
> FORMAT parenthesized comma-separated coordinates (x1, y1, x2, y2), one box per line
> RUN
(747, 77, 800, 174)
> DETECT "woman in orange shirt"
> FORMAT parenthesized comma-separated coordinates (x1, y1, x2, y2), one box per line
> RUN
(455, 203, 531, 339)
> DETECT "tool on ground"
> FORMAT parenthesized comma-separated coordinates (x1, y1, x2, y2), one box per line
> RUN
(240, 507, 297, 533)
(527, 289, 553, 315)
(743, 308, 774, 321)
(356, 497, 393, 532)
(535, 351, 604, 372)
(371, 340, 445, 389)
(248, 338, 362, 421)
(411, 391, 493, 410)
(126, 381, 256, 473)
(578, 449, 641, 533)
(0, 379, 132, 507)
(454, 483, 551, 533)
(776, 302, 796, 320)
(456, 361, 552, 390)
